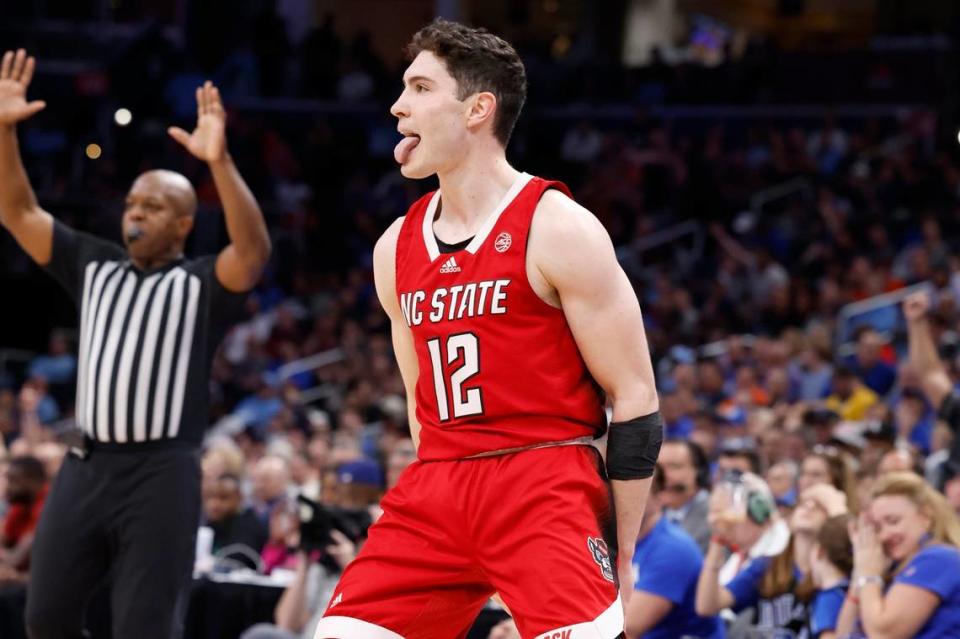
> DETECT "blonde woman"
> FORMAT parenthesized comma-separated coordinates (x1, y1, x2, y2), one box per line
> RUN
(846, 472, 960, 638)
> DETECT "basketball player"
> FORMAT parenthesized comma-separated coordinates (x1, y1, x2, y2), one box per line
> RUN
(313, 20, 662, 639)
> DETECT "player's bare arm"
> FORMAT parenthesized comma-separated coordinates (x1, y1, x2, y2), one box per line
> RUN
(168, 81, 271, 292)
(529, 188, 661, 605)
(0, 49, 54, 265)
(373, 217, 423, 450)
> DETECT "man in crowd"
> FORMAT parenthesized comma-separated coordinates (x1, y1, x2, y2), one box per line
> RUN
(626, 466, 724, 638)
(202, 473, 268, 571)
(658, 439, 711, 552)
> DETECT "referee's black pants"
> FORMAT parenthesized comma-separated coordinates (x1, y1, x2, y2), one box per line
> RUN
(25, 444, 201, 639)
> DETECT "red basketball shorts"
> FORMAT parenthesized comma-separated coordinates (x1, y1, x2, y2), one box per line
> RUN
(312, 444, 623, 639)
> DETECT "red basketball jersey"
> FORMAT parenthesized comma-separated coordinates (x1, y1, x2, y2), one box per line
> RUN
(394, 173, 606, 461)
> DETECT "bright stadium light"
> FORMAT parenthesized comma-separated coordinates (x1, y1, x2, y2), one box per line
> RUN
(85, 143, 102, 159)
(114, 108, 132, 126)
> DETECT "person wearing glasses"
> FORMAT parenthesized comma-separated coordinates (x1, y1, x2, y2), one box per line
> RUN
(626, 466, 723, 639)
(658, 439, 712, 552)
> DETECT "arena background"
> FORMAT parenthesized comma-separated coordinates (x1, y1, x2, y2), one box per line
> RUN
(3, 1, 960, 638)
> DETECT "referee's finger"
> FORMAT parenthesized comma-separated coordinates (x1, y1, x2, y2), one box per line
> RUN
(204, 80, 213, 112)
(21, 56, 36, 87)
(209, 85, 223, 111)
(1, 51, 13, 80)
(11, 49, 26, 81)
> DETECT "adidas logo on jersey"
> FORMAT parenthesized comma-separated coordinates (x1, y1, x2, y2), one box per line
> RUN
(439, 256, 461, 273)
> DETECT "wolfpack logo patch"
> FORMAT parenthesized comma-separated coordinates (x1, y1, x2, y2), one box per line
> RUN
(587, 537, 614, 582)
(494, 232, 512, 253)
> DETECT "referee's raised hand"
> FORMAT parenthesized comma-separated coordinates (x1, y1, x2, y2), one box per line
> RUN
(167, 80, 227, 163)
(0, 49, 46, 126)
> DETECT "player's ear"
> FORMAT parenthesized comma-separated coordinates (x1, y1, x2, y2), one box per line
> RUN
(465, 91, 497, 133)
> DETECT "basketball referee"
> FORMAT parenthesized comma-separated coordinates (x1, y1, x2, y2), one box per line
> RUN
(0, 50, 271, 638)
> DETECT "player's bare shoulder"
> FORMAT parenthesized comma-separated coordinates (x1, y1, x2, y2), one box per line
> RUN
(528, 188, 618, 304)
(374, 216, 405, 265)
(373, 216, 406, 317)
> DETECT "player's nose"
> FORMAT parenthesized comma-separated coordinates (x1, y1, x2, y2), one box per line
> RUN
(390, 94, 408, 119)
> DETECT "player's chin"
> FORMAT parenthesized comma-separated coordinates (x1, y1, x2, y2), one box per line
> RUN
(399, 158, 435, 180)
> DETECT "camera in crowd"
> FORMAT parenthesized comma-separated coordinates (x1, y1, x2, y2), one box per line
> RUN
(296, 494, 372, 551)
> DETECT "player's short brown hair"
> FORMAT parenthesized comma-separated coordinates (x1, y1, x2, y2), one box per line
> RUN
(406, 18, 527, 147)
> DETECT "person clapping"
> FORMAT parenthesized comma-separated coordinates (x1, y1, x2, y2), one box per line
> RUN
(847, 472, 960, 638)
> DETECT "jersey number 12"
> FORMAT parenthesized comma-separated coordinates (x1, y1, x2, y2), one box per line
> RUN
(426, 333, 483, 421)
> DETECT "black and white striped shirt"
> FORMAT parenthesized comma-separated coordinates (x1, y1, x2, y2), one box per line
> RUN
(44, 221, 246, 446)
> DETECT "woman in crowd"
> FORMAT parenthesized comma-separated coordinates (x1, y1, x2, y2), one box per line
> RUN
(696, 476, 844, 636)
(843, 472, 960, 638)
(797, 445, 859, 513)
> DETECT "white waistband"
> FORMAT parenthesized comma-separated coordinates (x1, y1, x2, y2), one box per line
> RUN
(313, 615, 405, 639)
(313, 597, 623, 639)
(533, 596, 624, 639)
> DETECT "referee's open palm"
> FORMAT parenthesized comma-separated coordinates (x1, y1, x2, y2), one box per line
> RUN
(168, 80, 227, 163)
(0, 49, 46, 126)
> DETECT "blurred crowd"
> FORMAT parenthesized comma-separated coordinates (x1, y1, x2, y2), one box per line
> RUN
(4, 5, 960, 639)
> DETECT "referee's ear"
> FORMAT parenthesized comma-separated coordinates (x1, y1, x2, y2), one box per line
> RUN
(174, 213, 195, 242)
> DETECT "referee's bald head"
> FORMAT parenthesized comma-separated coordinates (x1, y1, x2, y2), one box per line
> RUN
(123, 169, 198, 265)
(134, 169, 197, 218)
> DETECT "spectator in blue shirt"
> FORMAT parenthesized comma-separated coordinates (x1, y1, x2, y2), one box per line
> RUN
(849, 472, 960, 639)
(890, 387, 935, 455)
(626, 465, 724, 639)
(232, 379, 285, 434)
(661, 389, 694, 440)
(790, 342, 833, 401)
(697, 476, 845, 637)
(807, 514, 852, 639)
(27, 331, 77, 386)
(843, 326, 896, 396)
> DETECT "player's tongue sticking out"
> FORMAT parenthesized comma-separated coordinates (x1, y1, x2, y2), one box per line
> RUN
(394, 135, 420, 165)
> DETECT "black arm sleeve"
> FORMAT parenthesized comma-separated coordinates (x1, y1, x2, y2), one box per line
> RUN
(42, 221, 126, 303)
(190, 256, 250, 346)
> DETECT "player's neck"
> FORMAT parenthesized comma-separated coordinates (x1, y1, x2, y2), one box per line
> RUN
(434, 152, 520, 230)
